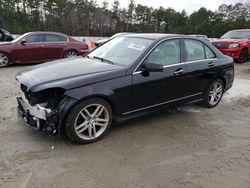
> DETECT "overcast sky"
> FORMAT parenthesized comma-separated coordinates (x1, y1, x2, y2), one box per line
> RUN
(97, 0, 247, 14)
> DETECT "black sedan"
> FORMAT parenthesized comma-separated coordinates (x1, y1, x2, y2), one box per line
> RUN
(16, 34, 234, 144)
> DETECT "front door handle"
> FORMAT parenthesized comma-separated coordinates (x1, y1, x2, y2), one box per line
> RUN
(208, 62, 215, 67)
(174, 68, 184, 76)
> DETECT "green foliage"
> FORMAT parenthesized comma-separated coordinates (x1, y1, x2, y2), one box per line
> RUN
(0, 0, 249, 37)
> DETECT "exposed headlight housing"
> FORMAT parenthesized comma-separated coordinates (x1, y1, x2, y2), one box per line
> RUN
(229, 43, 240, 48)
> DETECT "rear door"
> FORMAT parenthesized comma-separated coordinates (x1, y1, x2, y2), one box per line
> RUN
(13, 34, 45, 62)
(43, 34, 68, 60)
(182, 39, 218, 97)
(130, 39, 187, 112)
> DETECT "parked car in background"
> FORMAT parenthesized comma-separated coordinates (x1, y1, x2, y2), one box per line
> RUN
(0, 31, 89, 67)
(208, 38, 218, 42)
(0, 28, 14, 42)
(16, 34, 234, 144)
(94, 32, 135, 47)
(190, 34, 210, 42)
(212, 29, 250, 63)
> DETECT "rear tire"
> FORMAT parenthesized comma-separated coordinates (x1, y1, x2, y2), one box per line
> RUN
(202, 79, 224, 108)
(236, 48, 248, 64)
(0, 52, 11, 68)
(63, 50, 79, 58)
(64, 98, 113, 144)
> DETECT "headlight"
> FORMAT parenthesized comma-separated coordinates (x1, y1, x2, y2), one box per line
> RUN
(229, 43, 240, 48)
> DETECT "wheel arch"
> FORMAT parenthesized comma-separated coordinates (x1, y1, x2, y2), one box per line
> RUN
(64, 49, 79, 56)
(0, 50, 12, 63)
(58, 94, 117, 135)
(217, 76, 226, 90)
(242, 46, 248, 51)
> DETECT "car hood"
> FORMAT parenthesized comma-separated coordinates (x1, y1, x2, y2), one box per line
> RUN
(212, 39, 247, 43)
(16, 57, 127, 92)
(0, 41, 12, 46)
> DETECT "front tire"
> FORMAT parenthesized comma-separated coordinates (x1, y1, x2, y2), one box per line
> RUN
(0, 52, 11, 68)
(64, 98, 113, 144)
(236, 48, 248, 64)
(203, 79, 224, 108)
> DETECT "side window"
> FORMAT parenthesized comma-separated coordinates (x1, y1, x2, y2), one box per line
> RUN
(204, 45, 216, 59)
(45, 34, 67, 42)
(146, 39, 180, 66)
(26, 34, 44, 43)
(184, 39, 205, 61)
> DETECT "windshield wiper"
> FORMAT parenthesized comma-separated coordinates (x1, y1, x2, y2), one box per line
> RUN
(93, 56, 114, 64)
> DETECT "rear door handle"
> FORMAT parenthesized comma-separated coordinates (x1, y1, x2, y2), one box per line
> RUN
(60, 44, 67, 46)
(174, 68, 184, 76)
(37, 44, 44, 47)
(208, 62, 215, 67)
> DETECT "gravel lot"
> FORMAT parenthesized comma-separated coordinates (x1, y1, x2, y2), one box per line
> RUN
(0, 62, 250, 188)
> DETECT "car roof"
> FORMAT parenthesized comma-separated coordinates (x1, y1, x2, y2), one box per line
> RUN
(231, 29, 250, 32)
(124, 33, 204, 41)
(24, 31, 68, 37)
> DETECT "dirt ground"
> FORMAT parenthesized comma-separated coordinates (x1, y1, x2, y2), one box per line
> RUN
(0, 62, 250, 188)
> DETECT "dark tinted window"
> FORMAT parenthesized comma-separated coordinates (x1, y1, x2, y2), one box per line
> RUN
(204, 45, 216, 59)
(146, 39, 181, 66)
(184, 39, 205, 61)
(45, 34, 67, 42)
(26, 34, 44, 43)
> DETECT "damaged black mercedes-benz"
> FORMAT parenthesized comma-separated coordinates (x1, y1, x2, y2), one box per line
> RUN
(16, 34, 234, 144)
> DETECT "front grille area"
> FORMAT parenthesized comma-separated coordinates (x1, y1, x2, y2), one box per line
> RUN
(212, 42, 229, 48)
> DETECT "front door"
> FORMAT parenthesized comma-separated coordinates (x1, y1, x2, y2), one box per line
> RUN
(131, 39, 187, 112)
(13, 34, 45, 62)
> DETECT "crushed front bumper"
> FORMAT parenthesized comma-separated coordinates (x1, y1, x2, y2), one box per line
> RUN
(17, 94, 58, 135)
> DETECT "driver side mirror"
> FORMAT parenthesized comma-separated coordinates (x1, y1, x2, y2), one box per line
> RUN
(20, 39, 26, 45)
(144, 62, 163, 72)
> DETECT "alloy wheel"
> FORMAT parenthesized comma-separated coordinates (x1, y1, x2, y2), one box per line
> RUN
(65, 51, 77, 58)
(0, 52, 9, 67)
(208, 81, 223, 106)
(74, 104, 109, 140)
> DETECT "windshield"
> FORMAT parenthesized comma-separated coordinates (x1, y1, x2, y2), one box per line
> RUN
(88, 36, 153, 67)
(221, 31, 250, 39)
(11, 33, 29, 43)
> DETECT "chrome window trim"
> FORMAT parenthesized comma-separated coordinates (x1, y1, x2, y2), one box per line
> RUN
(19, 33, 69, 44)
(132, 36, 218, 74)
(133, 58, 218, 75)
(122, 92, 203, 115)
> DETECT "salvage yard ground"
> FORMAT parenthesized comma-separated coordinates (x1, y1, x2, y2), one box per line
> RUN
(0, 62, 250, 188)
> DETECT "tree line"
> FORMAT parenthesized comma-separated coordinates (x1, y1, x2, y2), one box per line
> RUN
(0, 0, 249, 37)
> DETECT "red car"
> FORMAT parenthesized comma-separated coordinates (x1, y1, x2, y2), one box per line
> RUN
(212, 29, 250, 63)
(0, 32, 89, 67)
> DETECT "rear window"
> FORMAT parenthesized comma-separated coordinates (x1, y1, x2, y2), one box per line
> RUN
(45, 34, 67, 42)
(184, 39, 205, 61)
(204, 45, 216, 59)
